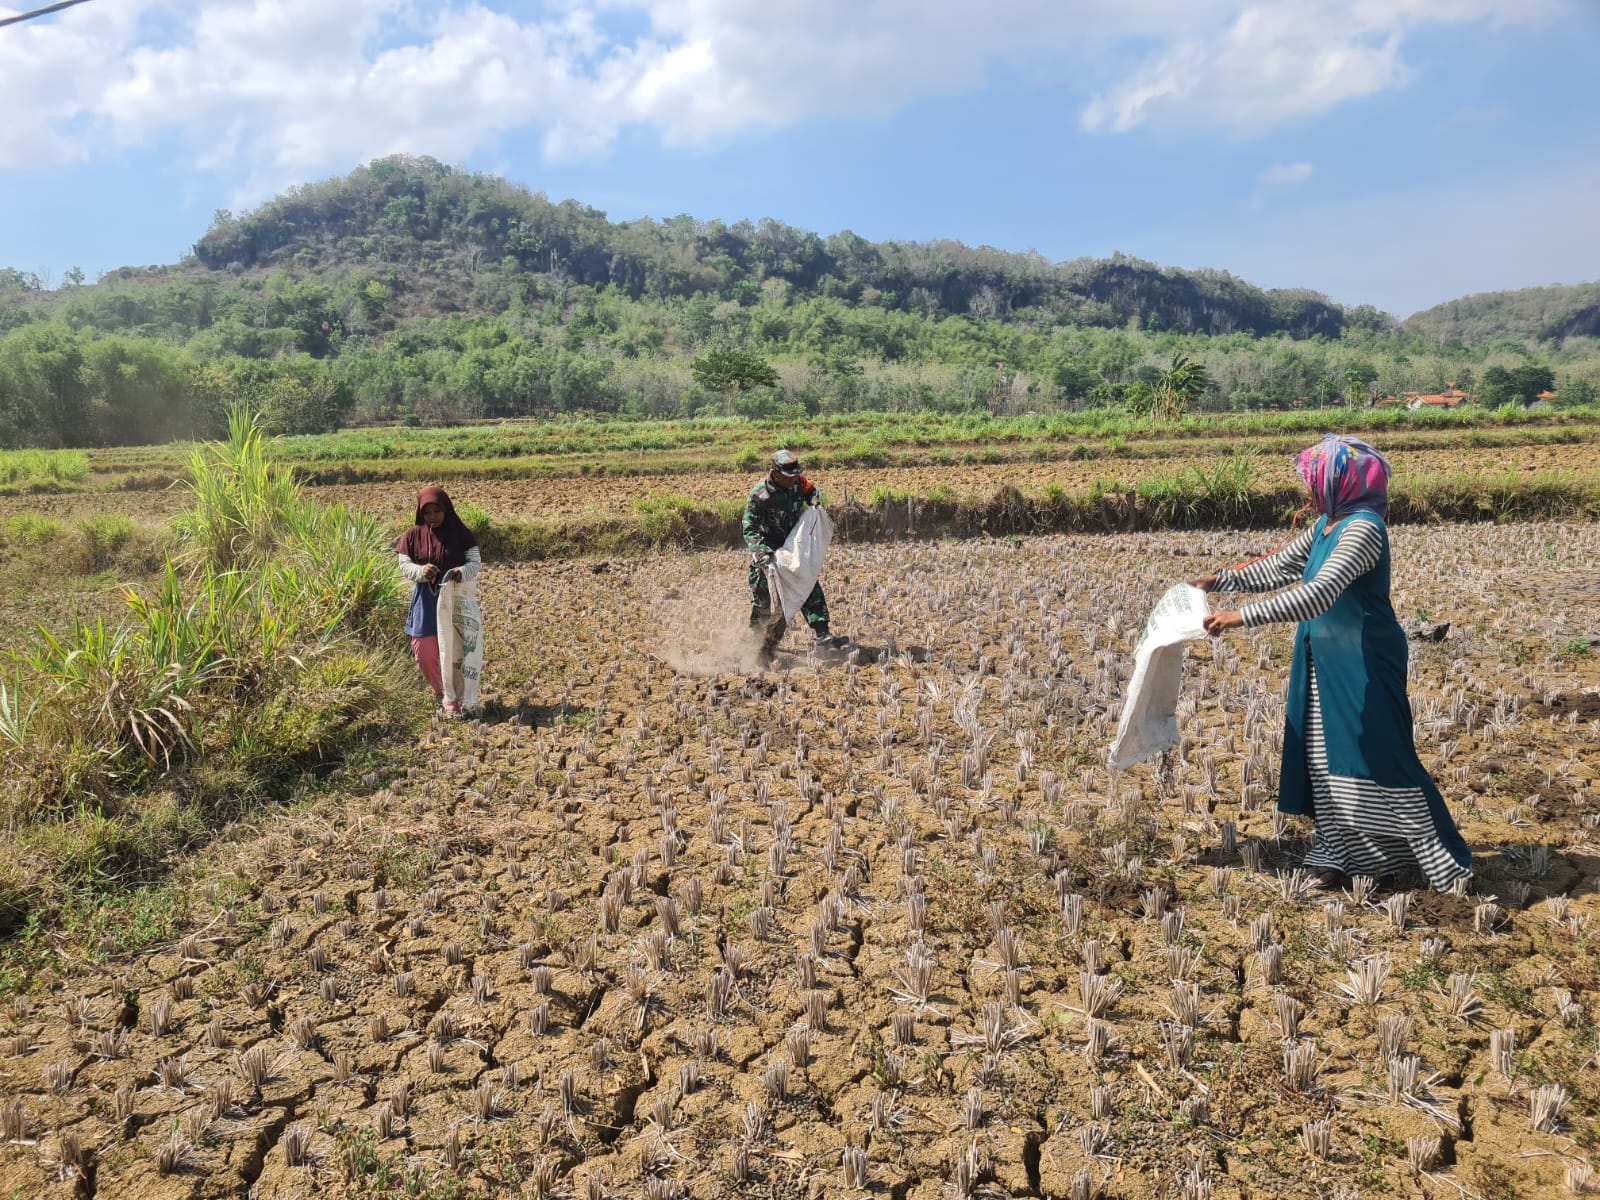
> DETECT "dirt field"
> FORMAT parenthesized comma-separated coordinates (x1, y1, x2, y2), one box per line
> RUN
(3, 522, 1599, 1199)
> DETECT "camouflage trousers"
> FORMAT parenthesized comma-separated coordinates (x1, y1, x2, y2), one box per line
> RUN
(748, 561, 829, 632)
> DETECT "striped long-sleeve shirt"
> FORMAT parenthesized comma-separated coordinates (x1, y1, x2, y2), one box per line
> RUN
(1212, 521, 1384, 627)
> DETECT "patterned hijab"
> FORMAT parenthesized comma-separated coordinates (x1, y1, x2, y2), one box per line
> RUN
(1295, 435, 1391, 521)
(395, 485, 478, 573)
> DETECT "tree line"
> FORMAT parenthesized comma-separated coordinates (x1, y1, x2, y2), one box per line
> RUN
(2, 303, 1591, 449)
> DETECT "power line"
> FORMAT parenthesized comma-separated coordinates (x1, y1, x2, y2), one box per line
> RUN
(0, 0, 94, 30)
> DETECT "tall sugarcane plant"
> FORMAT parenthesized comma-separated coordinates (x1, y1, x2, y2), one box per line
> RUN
(173, 408, 304, 571)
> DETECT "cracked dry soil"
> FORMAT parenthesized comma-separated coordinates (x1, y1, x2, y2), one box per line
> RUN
(3, 522, 1600, 1200)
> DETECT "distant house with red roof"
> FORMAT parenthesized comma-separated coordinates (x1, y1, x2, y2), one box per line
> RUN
(1403, 381, 1471, 411)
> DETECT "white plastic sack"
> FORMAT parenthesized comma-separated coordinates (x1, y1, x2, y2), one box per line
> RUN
(771, 505, 833, 622)
(436, 578, 484, 710)
(1109, 583, 1210, 769)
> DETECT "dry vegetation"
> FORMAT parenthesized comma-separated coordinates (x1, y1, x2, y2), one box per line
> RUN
(2, 520, 1598, 1199)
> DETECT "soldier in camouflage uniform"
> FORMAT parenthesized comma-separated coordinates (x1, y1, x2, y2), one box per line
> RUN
(745, 449, 847, 655)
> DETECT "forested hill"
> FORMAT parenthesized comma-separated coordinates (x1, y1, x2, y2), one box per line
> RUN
(1405, 283, 1600, 346)
(190, 156, 1356, 339)
(12, 154, 1582, 347)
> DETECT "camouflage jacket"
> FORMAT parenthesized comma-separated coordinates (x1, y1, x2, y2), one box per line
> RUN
(742, 476, 817, 556)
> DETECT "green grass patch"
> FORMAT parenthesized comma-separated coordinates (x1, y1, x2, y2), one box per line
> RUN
(0, 410, 418, 939)
(454, 499, 493, 539)
(1393, 469, 1599, 522)
(0, 448, 89, 490)
(1, 511, 167, 580)
(1134, 450, 1262, 527)
(5, 513, 63, 546)
(869, 485, 913, 506)
(634, 493, 697, 547)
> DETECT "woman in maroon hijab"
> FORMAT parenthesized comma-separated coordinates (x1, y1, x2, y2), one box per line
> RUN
(395, 486, 481, 713)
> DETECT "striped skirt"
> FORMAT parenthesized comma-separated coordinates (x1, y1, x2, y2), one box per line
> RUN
(1299, 667, 1471, 891)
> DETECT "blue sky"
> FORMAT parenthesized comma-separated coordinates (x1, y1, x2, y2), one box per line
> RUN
(1, 0, 1596, 316)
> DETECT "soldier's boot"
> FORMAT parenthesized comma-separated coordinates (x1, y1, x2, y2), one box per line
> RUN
(811, 623, 849, 651)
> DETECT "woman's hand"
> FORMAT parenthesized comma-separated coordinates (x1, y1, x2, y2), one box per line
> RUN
(1189, 574, 1218, 593)
(1203, 610, 1243, 636)
(421, 563, 439, 582)
(445, 568, 463, 583)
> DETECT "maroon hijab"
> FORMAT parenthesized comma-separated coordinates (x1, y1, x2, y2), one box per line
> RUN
(396, 485, 478, 573)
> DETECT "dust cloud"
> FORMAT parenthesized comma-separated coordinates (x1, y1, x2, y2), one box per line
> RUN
(648, 567, 772, 675)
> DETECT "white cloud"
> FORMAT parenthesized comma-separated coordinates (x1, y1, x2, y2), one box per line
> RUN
(1446, 103, 1507, 127)
(0, 0, 156, 166)
(0, 0, 1571, 190)
(1079, 1, 1560, 135)
(1250, 161, 1315, 211)
(1257, 162, 1314, 188)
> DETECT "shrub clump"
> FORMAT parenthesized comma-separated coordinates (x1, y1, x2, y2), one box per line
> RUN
(5, 513, 62, 547)
(72, 514, 137, 573)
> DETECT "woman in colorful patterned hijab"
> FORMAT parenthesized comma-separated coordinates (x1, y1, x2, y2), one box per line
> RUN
(1194, 436, 1470, 892)
(1295, 434, 1391, 521)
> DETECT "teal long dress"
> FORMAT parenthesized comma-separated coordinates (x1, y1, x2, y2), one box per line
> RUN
(1219, 511, 1471, 889)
